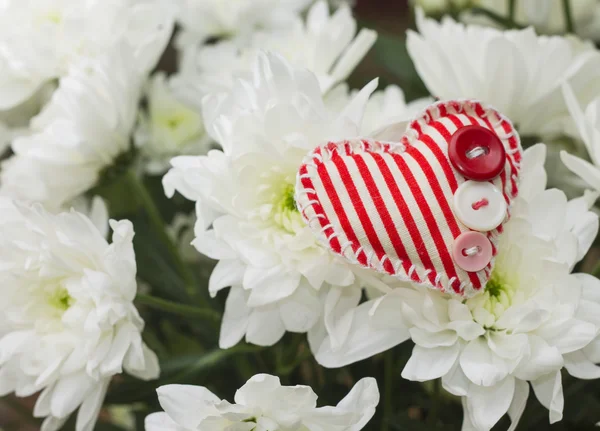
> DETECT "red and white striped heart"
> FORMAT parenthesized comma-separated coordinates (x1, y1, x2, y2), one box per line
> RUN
(295, 100, 522, 297)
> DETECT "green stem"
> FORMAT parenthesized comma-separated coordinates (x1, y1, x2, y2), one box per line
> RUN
(562, 0, 575, 33)
(470, 7, 524, 29)
(508, 0, 517, 22)
(382, 351, 393, 431)
(592, 261, 600, 278)
(428, 379, 442, 427)
(125, 170, 201, 303)
(136, 294, 220, 323)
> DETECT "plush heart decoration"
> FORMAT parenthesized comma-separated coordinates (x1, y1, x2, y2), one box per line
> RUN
(295, 100, 522, 297)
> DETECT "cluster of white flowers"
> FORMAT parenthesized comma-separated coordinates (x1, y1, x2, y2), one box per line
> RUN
(0, 0, 174, 429)
(146, 374, 379, 431)
(0, 198, 159, 431)
(0, 0, 174, 210)
(407, 9, 600, 139)
(3, 0, 600, 430)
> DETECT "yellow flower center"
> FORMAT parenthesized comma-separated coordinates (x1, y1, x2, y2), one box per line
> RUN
(272, 183, 303, 233)
(48, 287, 74, 312)
(482, 272, 516, 316)
(466, 268, 517, 329)
(161, 112, 189, 131)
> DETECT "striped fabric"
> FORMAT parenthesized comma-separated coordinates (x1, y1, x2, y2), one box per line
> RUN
(295, 100, 522, 297)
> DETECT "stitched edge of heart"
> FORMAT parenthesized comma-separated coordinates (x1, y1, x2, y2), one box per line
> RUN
(295, 99, 522, 297)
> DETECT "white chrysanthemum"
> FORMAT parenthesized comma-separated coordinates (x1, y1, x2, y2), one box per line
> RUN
(0, 0, 173, 111)
(135, 73, 210, 175)
(172, 0, 377, 105)
(1, 47, 151, 211)
(174, 0, 311, 45)
(309, 144, 600, 430)
(407, 9, 600, 138)
(163, 52, 394, 348)
(560, 84, 600, 194)
(0, 198, 159, 431)
(461, 0, 600, 39)
(145, 374, 379, 431)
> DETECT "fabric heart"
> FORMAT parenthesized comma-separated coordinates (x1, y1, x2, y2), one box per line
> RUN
(295, 100, 522, 297)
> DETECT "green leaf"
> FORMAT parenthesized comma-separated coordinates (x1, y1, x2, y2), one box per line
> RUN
(132, 216, 189, 303)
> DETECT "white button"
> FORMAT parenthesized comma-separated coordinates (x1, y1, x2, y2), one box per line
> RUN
(453, 181, 507, 232)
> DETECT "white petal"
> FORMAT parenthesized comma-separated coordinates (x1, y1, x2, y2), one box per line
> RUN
(507, 380, 530, 431)
(519, 144, 547, 201)
(209, 259, 246, 296)
(50, 372, 95, 418)
(460, 337, 509, 386)
(100, 322, 137, 375)
(461, 397, 477, 431)
(564, 350, 600, 379)
(125, 343, 160, 381)
(245, 267, 301, 307)
(562, 83, 598, 164)
(34, 386, 53, 418)
(443, 361, 470, 397)
(536, 318, 597, 354)
(0, 77, 41, 111)
(465, 377, 515, 431)
(528, 188, 567, 240)
(323, 285, 361, 350)
(245, 305, 286, 346)
(0, 330, 35, 364)
(402, 344, 460, 382)
(513, 335, 563, 381)
(410, 328, 458, 348)
(487, 332, 528, 361)
(234, 374, 286, 406)
(566, 196, 599, 261)
(561, 151, 600, 192)
(76, 379, 110, 431)
(333, 78, 378, 131)
(0, 365, 17, 396)
(336, 377, 380, 431)
(327, 31, 377, 92)
(310, 300, 409, 368)
(531, 371, 564, 424)
(144, 412, 180, 431)
(193, 229, 235, 260)
(157, 384, 221, 429)
(306, 377, 380, 430)
(278, 280, 321, 333)
(41, 416, 68, 431)
(219, 286, 250, 349)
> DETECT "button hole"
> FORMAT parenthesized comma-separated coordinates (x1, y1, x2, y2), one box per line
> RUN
(466, 146, 489, 159)
(471, 198, 489, 210)
(462, 246, 481, 257)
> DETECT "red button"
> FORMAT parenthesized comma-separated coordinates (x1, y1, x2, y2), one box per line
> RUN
(448, 125, 506, 181)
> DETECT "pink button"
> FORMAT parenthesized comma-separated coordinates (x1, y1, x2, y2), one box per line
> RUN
(452, 231, 493, 272)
